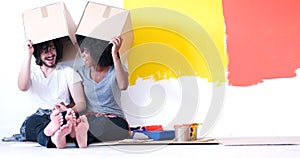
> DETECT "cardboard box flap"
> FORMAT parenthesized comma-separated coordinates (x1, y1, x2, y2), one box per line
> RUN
(119, 14, 134, 56)
(22, 2, 76, 45)
(63, 4, 77, 45)
(58, 37, 79, 62)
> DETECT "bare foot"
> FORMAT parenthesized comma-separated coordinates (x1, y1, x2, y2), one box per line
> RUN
(51, 121, 72, 149)
(65, 108, 76, 138)
(65, 109, 76, 122)
(75, 115, 89, 148)
(44, 108, 63, 136)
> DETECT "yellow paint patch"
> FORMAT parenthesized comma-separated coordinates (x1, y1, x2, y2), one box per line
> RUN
(124, 0, 227, 85)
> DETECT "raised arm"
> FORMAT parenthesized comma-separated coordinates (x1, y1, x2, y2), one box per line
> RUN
(18, 40, 34, 91)
(111, 36, 129, 90)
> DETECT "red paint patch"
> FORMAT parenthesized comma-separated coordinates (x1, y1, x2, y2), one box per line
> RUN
(223, 0, 300, 86)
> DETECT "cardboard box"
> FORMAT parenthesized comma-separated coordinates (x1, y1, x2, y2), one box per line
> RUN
(22, 2, 79, 62)
(76, 1, 134, 62)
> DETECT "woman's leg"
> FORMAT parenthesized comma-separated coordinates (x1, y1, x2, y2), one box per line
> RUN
(87, 115, 130, 143)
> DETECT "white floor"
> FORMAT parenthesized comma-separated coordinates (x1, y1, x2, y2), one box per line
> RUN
(2, 126, 300, 158)
(1, 138, 300, 158)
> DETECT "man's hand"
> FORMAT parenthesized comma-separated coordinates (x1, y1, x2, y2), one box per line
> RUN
(24, 40, 34, 55)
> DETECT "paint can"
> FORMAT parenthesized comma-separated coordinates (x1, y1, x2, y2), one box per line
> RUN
(174, 123, 198, 141)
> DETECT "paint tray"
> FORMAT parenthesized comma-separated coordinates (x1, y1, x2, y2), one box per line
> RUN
(132, 130, 175, 141)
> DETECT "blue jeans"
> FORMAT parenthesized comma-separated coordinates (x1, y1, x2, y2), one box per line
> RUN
(20, 108, 55, 147)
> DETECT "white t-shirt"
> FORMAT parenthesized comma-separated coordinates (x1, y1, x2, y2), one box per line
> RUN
(29, 64, 82, 109)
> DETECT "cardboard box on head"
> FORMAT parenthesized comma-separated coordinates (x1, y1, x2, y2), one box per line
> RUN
(76, 1, 134, 63)
(22, 2, 79, 62)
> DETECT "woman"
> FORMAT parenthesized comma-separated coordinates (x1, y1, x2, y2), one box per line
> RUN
(76, 36, 130, 144)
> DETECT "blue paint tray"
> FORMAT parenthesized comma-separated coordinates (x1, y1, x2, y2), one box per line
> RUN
(132, 130, 175, 141)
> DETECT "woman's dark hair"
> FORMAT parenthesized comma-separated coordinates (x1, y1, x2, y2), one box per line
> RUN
(98, 43, 114, 66)
(77, 35, 117, 67)
(33, 39, 63, 66)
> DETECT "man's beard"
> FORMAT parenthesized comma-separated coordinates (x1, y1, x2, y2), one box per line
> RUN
(42, 56, 56, 68)
(42, 61, 56, 68)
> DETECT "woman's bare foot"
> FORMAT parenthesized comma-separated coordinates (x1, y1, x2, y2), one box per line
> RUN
(75, 115, 89, 148)
(51, 121, 72, 149)
(65, 108, 77, 138)
(44, 107, 63, 136)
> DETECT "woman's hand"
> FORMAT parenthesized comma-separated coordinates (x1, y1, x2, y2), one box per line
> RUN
(110, 36, 122, 60)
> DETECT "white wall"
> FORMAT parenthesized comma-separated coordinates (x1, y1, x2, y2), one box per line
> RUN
(1, 0, 300, 138)
(210, 70, 300, 137)
(122, 72, 300, 138)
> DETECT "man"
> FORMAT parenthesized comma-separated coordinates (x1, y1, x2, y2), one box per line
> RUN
(17, 39, 88, 148)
